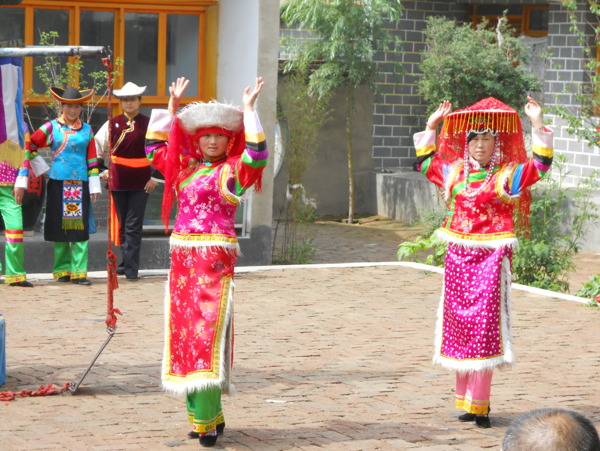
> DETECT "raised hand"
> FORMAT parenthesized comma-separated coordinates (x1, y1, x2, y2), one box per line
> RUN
(427, 100, 452, 130)
(524, 96, 543, 130)
(243, 77, 264, 111)
(168, 77, 190, 114)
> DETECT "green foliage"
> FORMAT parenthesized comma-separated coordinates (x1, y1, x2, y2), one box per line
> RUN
(26, 30, 122, 126)
(410, 206, 447, 238)
(512, 156, 599, 292)
(418, 16, 541, 113)
(280, 0, 403, 96)
(548, 2, 600, 150)
(512, 239, 573, 292)
(280, 0, 403, 223)
(397, 232, 447, 268)
(272, 65, 330, 265)
(576, 274, 600, 302)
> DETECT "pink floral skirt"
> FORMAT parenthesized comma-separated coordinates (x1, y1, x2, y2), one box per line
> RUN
(433, 243, 514, 372)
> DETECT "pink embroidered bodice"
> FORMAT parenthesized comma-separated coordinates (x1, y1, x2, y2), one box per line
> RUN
(171, 162, 239, 246)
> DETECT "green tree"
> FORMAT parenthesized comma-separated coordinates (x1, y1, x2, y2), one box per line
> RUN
(418, 16, 541, 113)
(273, 65, 331, 264)
(280, 0, 403, 224)
(550, 1, 600, 149)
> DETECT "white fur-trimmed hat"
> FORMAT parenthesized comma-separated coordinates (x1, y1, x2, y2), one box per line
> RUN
(177, 101, 243, 135)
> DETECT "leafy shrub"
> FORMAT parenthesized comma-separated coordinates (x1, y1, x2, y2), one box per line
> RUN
(513, 156, 599, 292)
(418, 16, 541, 113)
(397, 232, 447, 268)
(576, 274, 600, 303)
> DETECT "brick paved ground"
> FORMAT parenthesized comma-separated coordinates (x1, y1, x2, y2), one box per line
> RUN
(1, 220, 600, 450)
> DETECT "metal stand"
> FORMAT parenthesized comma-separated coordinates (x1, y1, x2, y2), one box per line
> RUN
(68, 327, 116, 394)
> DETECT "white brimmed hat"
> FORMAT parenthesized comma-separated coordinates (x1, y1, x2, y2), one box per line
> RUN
(113, 82, 147, 98)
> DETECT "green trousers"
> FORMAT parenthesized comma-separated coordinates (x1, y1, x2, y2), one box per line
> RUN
(53, 241, 88, 280)
(0, 186, 26, 284)
(186, 387, 225, 434)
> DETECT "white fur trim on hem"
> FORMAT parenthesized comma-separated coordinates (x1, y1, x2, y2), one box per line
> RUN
(161, 276, 235, 396)
(435, 229, 519, 250)
(169, 237, 240, 254)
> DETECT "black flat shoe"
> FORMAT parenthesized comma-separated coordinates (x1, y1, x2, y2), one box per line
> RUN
(9, 280, 34, 287)
(458, 412, 477, 422)
(475, 415, 491, 428)
(199, 430, 218, 447)
(72, 277, 92, 285)
(116, 267, 125, 275)
(188, 423, 225, 439)
(57, 275, 70, 282)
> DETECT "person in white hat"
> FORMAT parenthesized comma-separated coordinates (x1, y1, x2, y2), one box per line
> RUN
(95, 82, 159, 281)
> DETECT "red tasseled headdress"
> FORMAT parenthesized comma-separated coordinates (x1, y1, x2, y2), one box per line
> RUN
(438, 97, 531, 237)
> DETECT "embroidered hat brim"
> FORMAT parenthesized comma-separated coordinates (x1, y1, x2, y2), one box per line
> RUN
(50, 86, 94, 104)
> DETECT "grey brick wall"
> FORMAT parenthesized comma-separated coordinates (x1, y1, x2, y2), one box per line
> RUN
(371, 1, 466, 170)
(544, 1, 598, 185)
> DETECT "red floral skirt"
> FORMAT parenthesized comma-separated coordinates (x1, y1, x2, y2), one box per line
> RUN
(162, 245, 236, 394)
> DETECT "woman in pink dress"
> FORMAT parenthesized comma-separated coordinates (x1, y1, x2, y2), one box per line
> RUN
(414, 96, 553, 428)
(146, 77, 267, 447)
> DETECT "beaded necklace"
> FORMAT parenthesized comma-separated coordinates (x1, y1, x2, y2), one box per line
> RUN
(463, 133, 500, 198)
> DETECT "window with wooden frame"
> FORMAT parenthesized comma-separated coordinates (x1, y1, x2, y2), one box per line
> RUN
(470, 5, 549, 37)
(0, 0, 218, 109)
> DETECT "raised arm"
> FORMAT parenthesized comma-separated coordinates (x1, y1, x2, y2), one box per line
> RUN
(524, 96, 544, 131)
(426, 100, 452, 131)
(168, 77, 190, 115)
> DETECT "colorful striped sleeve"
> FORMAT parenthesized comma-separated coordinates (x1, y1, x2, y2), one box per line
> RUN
(232, 110, 268, 196)
(145, 109, 174, 178)
(507, 127, 554, 194)
(26, 122, 51, 176)
(86, 130, 99, 177)
(413, 129, 445, 188)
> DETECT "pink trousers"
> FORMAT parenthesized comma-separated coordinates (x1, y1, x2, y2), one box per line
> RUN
(455, 370, 493, 415)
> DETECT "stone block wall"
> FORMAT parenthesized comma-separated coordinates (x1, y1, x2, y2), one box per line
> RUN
(371, 1, 466, 171)
(544, 1, 599, 184)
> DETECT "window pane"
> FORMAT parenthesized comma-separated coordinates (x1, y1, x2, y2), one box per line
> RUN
(166, 14, 199, 97)
(528, 9, 548, 32)
(0, 8, 24, 42)
(33, 9, 69, 94)
(125, 13, 158, 95)
(80, 10, 114, 95)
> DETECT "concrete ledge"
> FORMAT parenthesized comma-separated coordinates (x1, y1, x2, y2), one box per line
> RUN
(1, 228, 265, 274)
(376, 170, 443, 223)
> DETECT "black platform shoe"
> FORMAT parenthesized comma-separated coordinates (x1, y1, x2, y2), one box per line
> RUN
(458, 412, 477, 422)
(188, 423, 225, 439)
(72, 277, 92, 285)
(475, 415, 491, 428)
(9, 280, 34, 287)
(199, 429, 218, 447)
